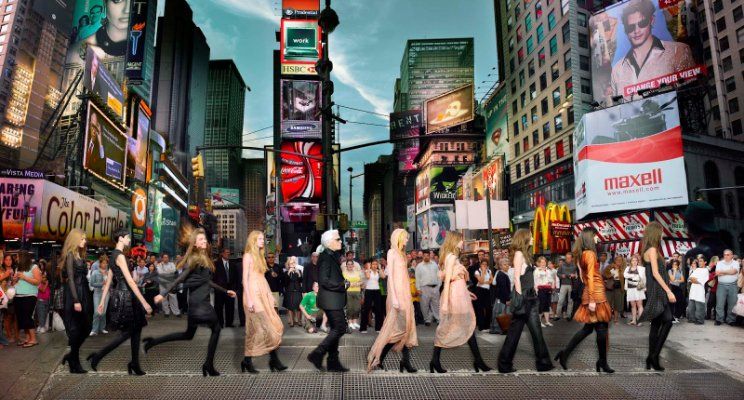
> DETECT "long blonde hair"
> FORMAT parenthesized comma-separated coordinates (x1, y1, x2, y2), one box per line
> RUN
(390, 228, 408, 258)
(509, 229, 533, 266)
(57, 229, 86, 274)
(438, 231, 463, 268)
(177, 227, 215, 272)
(245, 230, 268, 273)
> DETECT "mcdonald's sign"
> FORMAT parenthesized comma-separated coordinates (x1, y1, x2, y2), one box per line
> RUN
(532, 203, 572, 253)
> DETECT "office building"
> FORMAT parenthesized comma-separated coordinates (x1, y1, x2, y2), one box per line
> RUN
(214, 208, 248, 256)
(242, 158, 266, 232)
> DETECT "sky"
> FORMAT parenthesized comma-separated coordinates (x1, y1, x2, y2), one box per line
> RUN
(174, 0, 498, 221)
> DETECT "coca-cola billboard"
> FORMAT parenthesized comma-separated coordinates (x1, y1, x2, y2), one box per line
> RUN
(280, 141, 323, 202)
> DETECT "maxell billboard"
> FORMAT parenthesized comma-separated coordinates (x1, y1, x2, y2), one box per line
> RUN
(573, 92, 688, 220)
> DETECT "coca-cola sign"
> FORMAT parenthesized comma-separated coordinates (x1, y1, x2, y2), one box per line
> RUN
(280, 141, 323, 202)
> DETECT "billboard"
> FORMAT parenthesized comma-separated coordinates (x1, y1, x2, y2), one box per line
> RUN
(574, 92, 688, 220)
(210, 188, 241, 208)
(127, 103, 149, 182)
(84, 47, 124, 117)
(590, 0, 704, 102)
(147, 187, 163, 253)
(482, 157, 504, 200)
(425, 84, 475, 134)
(280, 80, 322, 139)
(67, 0, 131, 68)
(416, 206, 455, 250)
(280, 19, 322, 75)
(84, 102, 128, 187)
(483, 84, 509, 161)
(429, 165, 469, 204)
(390, 110, 422, 172)
(125, 0, 152, 83)
(131, 186, 147, 241)
(282, 0, 320, 19)
(280, 203, 320, 222)
(280, 141, 323, 202)
(33, 0, 75, 34)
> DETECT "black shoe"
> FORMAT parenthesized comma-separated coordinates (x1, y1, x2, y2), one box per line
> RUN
(142, 337, 154, 353)
(715, 321, 722, 326)
(399, 348, 417, 373)
(428, 361, 447, 373)
(554, 350, 568, 370)
(307, 350, 325, 371)
(240, 357, 259, 374)
(269, 351, 288, 372)
(127, 362, 146, 376)
(728, 322, 737, 327)
(497, 365, 516, 373)
(645, 356, 665, 371)
(63, 354, 88, 374)
(86, 353, 100, 372)
(202, 363, 219, 376)
(473, 359, 492, 373)
(226, 324, 235, 328)
(536, 363, 555, 372)
(596, 360, 615, 373)
(327, 360, 349, 373)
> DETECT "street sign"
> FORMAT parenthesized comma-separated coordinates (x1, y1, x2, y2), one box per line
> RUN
(350, 221, 367, 229)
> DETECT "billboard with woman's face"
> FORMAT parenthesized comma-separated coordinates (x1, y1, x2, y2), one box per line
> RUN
(67, 0, 131, 70)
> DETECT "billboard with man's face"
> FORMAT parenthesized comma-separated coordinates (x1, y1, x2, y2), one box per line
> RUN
(84, 102, 128, 187)
(425, 84, 474, 134)
(483, 84, 509, 162)
(590, 0, 704, 103)
(280, 80, 322, 139)
(84, 47, 124, 118)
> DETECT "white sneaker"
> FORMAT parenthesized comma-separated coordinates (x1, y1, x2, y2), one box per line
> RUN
(546, 322, 554, 327)
(101, 330, 109, 334)
(540, 323, 547, 328)
(89, 331, 97, 336)
(38, 327, 47, 334)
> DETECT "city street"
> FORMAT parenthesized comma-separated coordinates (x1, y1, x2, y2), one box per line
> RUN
(3, 314, 743, 399)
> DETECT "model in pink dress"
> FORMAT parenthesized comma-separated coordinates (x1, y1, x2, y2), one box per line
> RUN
(430, 231, 491, 373)
(367, 229, 418, 372)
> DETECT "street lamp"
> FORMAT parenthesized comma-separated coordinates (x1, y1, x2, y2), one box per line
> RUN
(347, 166, 364, 223)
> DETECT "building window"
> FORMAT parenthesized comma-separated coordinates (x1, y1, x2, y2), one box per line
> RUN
(512, 100, 519, 114)
(521, 91, 526, 107)
(552, 88, 561, 106)
(534, 153, 541, 169)
(578, 33, 588, 48)
(519, 70, 525, 86)
(511, 81, 517, 94)
(533, 130, 540, 146)
(513, 121, 520, 136)
(525, 160, 531, 174)
(543, 121, 551, 139)
(540, 73, 547, 90)
(578, 13, 588, 28)
(532, 107, 538, 123)
(564, 50, 571, 71)
(522, 114, 529, 130)
(562, 22, 570, 44)
(541, 97, 549, 114)
(714, 0, 723, 12)
(515, 143, 521, 157)
(518, 47, 525, 62)
(525, 13, 532, 31)
(556, 141, 565, 158)
(549, 35, 558, 55)
(725, 77, 736, 92)
(730, 98, 740, 113)
(720, 36, 729, 52)
(548, 11, 556, 30)
(0, 25, 7, 33)
(567, 106, 574, 125)
(737, 27, 744, 44)
(535, 1, 543, 18)
(561, 0, 569, 15)
(528, 60, 535, 77)
(565, 78, 573, 96)
(555, 114, 564, 131)
(551, 62, 559, 80)
(516, 163, 522, 179)
(580, 55, 589, 71)
(716, 17, 726, 33)
(732, 119, 743, 135)
(544, 147, 552, 164)
(581, 78, 591, 94)
(734, 6, 743, 23)
(523, 137, 529, 152)
(527, 36, 534, 54)
(538, 47, 546, 66)
(5, 5, 13, 12)
(537, 24, 545, 43)
(723, 56, 733, 72)
(530, 83, 537, 99)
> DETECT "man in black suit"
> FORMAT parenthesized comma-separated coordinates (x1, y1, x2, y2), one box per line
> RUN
(307, 230, 349, 372)
(214, 248, 239, 327)
(302, 252, 320, 294)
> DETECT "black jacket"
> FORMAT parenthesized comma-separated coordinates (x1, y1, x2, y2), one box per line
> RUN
(317, 249, 346, 311)
(213, 258, 240, 291)
(265, 263, 286, 293)
(302, 262, 319, 292)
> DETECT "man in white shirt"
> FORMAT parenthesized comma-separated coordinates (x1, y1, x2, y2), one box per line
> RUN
(156, 253, 180, 317)
(415, 251, 440, 326)
(686, 257, 709, 324)
(715, 249, 741, 325)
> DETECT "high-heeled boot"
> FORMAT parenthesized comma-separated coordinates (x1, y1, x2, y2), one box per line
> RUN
(269, 350, 288, 372)
(376, 343, 394, 370)
(240, 356, 259, 374)
(648, 320, 672, 371)
(63, 352, 87, 374)
(467, 334, 491, 372)
(429, 346, 447, 373)
(399, 347, 417, 373)
(554, 323, 594, 370)
(595, 325, 614, 373)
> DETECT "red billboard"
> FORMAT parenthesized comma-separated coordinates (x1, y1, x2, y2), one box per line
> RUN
(280, 141, 323, 202)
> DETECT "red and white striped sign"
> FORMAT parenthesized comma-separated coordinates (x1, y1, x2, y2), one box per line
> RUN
(653, 211, 689, 239)
(661, 240, 696, 258)
(573, 211, 650, 241)
(609, 240, 642, 258)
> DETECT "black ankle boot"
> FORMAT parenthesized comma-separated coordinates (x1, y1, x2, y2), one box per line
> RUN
(467, 334, 491, 372)
(269, 350, 288, 372)
(327, 354, 349, 373)
(240, 357, 259, 374)
(201, 363, 219, 376)
(377, 343, 394, 370)
(86, 353, 101, 372)
(399, 347, 417, 373)
(127, 362, 146, 376)
(595, 328, 614, 373)
(429, 347, 446, 373)
(307, 349, 325, 371)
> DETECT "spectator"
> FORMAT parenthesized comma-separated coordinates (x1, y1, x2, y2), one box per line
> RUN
(2, 254, 19, 344)
(214, 248, 238, 328)
(534, 256, 554, 327)
(599, 252, 611, 274)
(473, 260, 493, 331)
(36, 272, 51, 333)
(409, 267, 424, 325)
(156, 254, 180, 318)
(687, 258, 709, 324)
(89, 259, 109, 335)
(344, 251, 361, 272)
(300, 282, 322, 333)
(603, 256, 625, 323)
(13, 252, 41, 347)
(668, 260, 686, 323)
(265, 252, 285, 312)
(489, 258, 511, 335)
(557, 252, 578, 320)
(134, 257, 148, 287)
(342, 260, 362, 330)
(624, 254, 646, 326)
(142, 260, 160, 316)
(302, 252, 320, 295)
(548, 260, 560, 320)
(707, 256, 719, 320)
(360, 259, 385, 333)
(415, 250, 440, 326)
(284, 256, 304, 327)
(715, 250, 741, 326)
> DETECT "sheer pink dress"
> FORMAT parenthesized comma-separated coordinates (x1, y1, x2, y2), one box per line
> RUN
(366, 249, 418, 371)
(243, 255, 284, 356)
(434, 253, 476, 348)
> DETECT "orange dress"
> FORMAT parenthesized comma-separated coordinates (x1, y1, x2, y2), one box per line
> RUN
(434, 254, 476, 348)
(573, 250, 612, 323)
(367, 249, 418, 371)
(243, 255, 284, 356)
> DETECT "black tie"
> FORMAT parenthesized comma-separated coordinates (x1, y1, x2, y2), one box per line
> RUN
(224, 261, 229, 283)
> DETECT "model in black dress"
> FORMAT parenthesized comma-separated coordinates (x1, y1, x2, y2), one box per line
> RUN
(142, 228, 236, 376)
(59, 229, 93, 373)
(87, 230, 152, 375)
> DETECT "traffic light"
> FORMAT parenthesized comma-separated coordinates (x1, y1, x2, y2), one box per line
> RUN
(191, 154, 204, 178)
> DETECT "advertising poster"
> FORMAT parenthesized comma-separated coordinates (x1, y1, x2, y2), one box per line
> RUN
(33, 0, 75, 34)
(127, 104, 149, 182)
(483, 84, 509, 162)
(67, 0, 131, 71)
(406, 205, 415, 233)
(281, 221, 318, 257)
(280, 141, 323, 202)
(482, 157, 504, 200)
(159, 207, 177, 256)
(280, 80, 322, 139)
(84, 102, 128, 187)
(280, 203, 320, 222)
(280, 19, 322, 75)
(210, 188, 241, 208)
(416, 206, 455, 249)
(131, 186, 147, 242)
(425, 84, 475, 134)
(147, 188, 164, 253)
(416, 212, 430, 250)
(282, 0, 320, 19)
(590, 0, 704, 102)
(429, 165, 469, 204)
(574, 92, 688, 220)
(83, 47, 124, 117)
(0, 178, 42, 240)
(390, 110, 422, 172)
(125, 0, 152, 83)
(415, 166, 431, 211)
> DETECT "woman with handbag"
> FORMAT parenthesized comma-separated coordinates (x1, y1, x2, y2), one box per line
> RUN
(624, 254, 646, 326)
(554, 227, 614, 373)
(497, 229, 554, 373)
(87, 228, 152, 375)
(58, 229, 93, 373)
(429, 231, 491, 373)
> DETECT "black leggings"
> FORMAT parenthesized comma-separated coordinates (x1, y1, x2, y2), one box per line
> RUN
(648, 303, 673, 358)
(498, 299, 552, 370)
(473, 287, 492, 330)
(360, 289, 384, 331)
(145, 321, 221, 367)
(95, 327, 143, 366)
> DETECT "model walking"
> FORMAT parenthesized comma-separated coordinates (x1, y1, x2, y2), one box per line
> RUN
(430, 231, 491, 373)
(497, 229, 554, 373)
(367, 229, 418, 373)
(59, 229, 93, 373)
(141, 228, 235, 376)
(240, 231, 286, 374)
(639, 221, 676, 371)
(554, 227, 614, 373)
(88, 229, 152, 375)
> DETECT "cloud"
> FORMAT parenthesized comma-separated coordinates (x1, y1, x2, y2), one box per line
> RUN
(211, 0, 279, 25)
(330, 42, 392, 119)
(196, 18, 239, 58)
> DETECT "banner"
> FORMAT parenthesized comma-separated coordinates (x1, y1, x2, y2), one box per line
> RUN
(280, 80, 322, 139)
(84, 102, 128, 187)
(653, 210, 689, 238)
(280, 203, 319, 222)
(280, 141, 323, 202)
(425, 84, 474, 134)
(131, 185, 147, 241)
(127, 103, 149, 182)
(147, 188, 163, 253)
(280, 19, 322, 75)
(282, 0, 320, 19)
(84, 47, 124, 117)
(67, 1, 131, 73)
(550, 222, 573, 255)
(416, 206, 454, 250)
(483, 84, 509, 162)
(159, 207, 177, 256)
(574, 92, 688, 220)
(482, 157, 504, 200)
(210, 188, 240, 208)
(573, 211, 651, 241)
(407, 205, 415, 233)
(125, 0, 152, 83)
(532, 203, 572, 254)
(390, 110, 422, 172)
(429, 165, 469, 204)
(33, 0, 75, 34)
(589, 0, 704, 102)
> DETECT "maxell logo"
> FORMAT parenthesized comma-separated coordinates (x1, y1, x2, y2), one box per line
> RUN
(604, 168, 662, 190)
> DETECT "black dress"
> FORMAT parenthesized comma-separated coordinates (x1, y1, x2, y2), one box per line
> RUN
(639, 256, 670, 322)
(173, 265, 226, 325)
(283, 270, 303, 311)
(63, 253, 93, 341)
(109, 249, 147, 330)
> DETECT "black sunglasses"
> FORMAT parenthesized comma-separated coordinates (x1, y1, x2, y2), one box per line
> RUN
(624, 17, 650, 33)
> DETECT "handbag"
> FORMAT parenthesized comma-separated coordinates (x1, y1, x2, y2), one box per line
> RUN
(509, 289, 527, 315)
(636, 279, 646, 291)
(52, 311, 66, 331)
(108, 288, 134, 327)
(604, 278, 614, 291)
(497, 313, 512, 332)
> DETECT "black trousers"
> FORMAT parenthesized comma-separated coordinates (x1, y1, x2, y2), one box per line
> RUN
(498, 299, 552, 370)
(314, 309, 347, 359)
(237, 289, 245, 326)
(145, 320, 222, 367)
(648, 303, 674, 358)
(214, 292, 235, 327)
(360, 289, 383, 332)
(95, 326, 143, 366)
(177, 290, 188, 313)
(474, 287, 492, 331)
(670, 285, 685, 319)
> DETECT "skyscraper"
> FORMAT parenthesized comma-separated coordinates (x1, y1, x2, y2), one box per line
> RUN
(242, 158, 266, 233)
(204, 59, 246, 191)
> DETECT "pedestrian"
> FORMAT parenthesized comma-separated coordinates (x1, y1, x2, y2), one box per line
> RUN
(624, 254, 646, 326)
(156, 254, 180, 318)
(284, 256, 304, 327)
(557, 252, 577, 320)
(2, 254, 19, 344)
(342, 260, 362, 330)
(497, 229, 554, 373)
(239, 231, 286, 374)
(714, 250, 741, 326)
(142, 261, 160, 316)
(300, 282, 323, 333)
(36, 272, 51, 333)
(534, 256, 554, 327)
(430, 231, 491, 373)
(88, 229, 152, 376)
(639, 221, 676, 371)
(410, 267, 424, 325)
(265, 252, 285, 313)
(360, 259, 385, 333)
(668, 260, 686, 322)
(214, 248, 237, 328)
(367, 229, 418, 373)
(59, 229, 92, 373)
(415, 250, 440, 326)
(89, 259, 109, 335)
(489, 258, 511, 335)
(554, 227, 614, 373)
(13, 251, 41, 348)
(473, 260, 493, 331)
(548, 260, 560, 320)
(303, 252, 320, 296)
(686, 257, 709, 324)
(603, 256, 625, 323)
